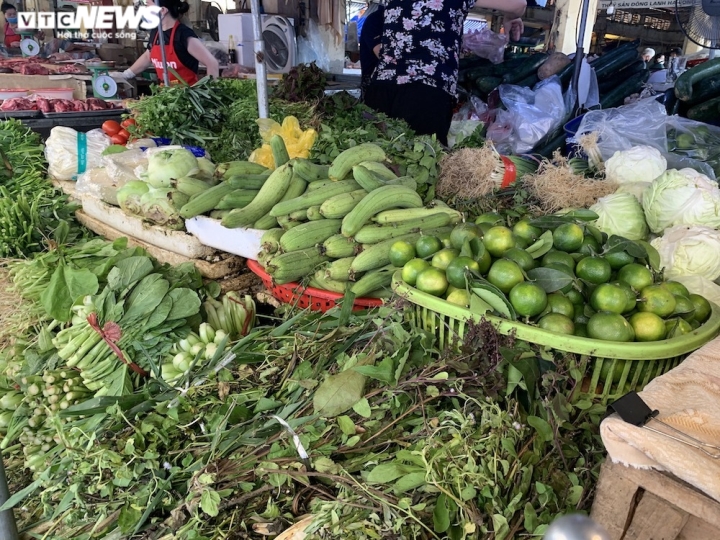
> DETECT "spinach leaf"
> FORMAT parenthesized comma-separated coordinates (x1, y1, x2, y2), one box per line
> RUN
(40, 265, 99, 322)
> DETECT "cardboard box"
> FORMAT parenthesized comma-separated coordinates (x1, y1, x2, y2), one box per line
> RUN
(98, 44, 127, 64)
(0, 74, 86, 99)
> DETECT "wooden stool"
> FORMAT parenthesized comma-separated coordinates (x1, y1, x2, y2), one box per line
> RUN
(591, 460, 720, 539)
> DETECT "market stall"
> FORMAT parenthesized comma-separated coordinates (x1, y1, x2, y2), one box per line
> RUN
(1, 1, 720, 535)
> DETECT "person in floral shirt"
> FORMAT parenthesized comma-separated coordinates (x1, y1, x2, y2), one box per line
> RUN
(365, 0, 526, 145)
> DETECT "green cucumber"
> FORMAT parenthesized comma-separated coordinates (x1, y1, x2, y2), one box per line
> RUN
(687, 72, 720, 106)
(475, 76, 502, 95)
(687, 95, 720, 122)
(594, 48, 639, 79)
(600, 70, 649, 109)
(502, 53, 549, 84)
(676, 58, 720, 101)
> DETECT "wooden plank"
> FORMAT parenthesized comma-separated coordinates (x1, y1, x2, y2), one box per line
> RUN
(618, 464, 720, 529)
(624, 492, 688, 540)
(678, 516, 720, 540)
(76, 210, 244, 280)
(591, 461, 643, 540)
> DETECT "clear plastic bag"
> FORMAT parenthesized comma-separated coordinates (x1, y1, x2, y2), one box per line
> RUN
(447, 120, 483, 149)
(461, 28, 508, 64)
(452, 96, 488, 122)
(297, 19, 331, 72)
(45, 127, 111, 181)
(103, 149, 148, 185)
(575, 99, 668, 163)
(666, 116, 720, 179)
(495, 77, 567, 154)
(76, 168, 113, 201)
(485, 109, 514, 150)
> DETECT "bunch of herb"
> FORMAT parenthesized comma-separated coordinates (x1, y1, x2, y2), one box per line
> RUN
(272, 62, 327, 102)
(312, 92, 443, 201)
(0, 119, 46, 191)
(5, 301, 603, 540)
(130, 77, 257, 147)
(0, 119, 81, 258)
(208, 94, 318, 163)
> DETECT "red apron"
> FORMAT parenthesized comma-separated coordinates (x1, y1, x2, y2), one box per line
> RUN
(149, 22, 198, 85)
(4, 24, 19, 48)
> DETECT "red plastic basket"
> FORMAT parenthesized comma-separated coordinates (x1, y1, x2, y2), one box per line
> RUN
(247, 259, 384, 313)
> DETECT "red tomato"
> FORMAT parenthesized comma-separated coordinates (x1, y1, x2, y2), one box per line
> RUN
(121, 118, 137, 128)
(110, 134, 127, 145)
(102, 120, 121, 136)
(117, 128, 131, 140)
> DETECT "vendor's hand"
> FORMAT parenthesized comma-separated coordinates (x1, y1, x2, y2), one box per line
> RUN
(9, 42, 20, 48)
(504, 18, 524, 42)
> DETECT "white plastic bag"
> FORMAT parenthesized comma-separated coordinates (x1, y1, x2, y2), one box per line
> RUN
(495, 77, 567, 154)
(45, 127, 111, 181)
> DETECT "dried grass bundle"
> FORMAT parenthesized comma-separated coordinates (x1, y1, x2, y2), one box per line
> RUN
(0, 264, 37, 351)
(436, 147, 500, 199)
(525, 152, 617, 213)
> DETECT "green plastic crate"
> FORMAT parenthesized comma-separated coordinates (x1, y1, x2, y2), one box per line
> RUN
(392, 272, 720, 403)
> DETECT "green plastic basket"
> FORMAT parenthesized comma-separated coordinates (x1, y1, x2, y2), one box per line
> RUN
(392, 272, 720, 403)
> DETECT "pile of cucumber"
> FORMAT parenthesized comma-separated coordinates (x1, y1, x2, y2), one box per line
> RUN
(674, 58, 720, 123)
(249, 142, 464, 298)
(459, 40, 648, 109)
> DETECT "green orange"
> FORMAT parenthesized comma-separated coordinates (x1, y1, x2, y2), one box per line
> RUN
(538, 313, 575, 335)
(415, 267, 448, 297)
(401, 258, 430, 286)
(445, 256, 481, 289)
(553, 223, 584, 252)
(509, 283, 548, 317)
(415, 236, 443, 259)
(587, 312, 635, 342)
(487, 259, 524, 294)
(483, 226, 516, 257)
(576, 257, 612, 285)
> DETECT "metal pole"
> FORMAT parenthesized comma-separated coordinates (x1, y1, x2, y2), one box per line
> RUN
(157, 15, 171, 86)
(571, 0, 591, 114)
(250, 0, 269, 119)
(0, 455, 19, 540)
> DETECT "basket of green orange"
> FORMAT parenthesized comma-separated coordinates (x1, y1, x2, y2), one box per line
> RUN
(389, 210, 720, 404)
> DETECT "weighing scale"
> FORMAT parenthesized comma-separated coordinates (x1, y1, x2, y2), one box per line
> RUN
(88, 63, 118, 100)
(18, 31, 40, 58)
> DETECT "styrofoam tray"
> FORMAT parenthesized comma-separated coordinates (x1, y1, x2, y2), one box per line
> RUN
(185, 216, 263, 259)
(81, 195, 216, 260)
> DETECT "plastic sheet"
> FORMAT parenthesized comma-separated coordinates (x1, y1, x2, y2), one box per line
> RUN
(575, 100, 668, 162)
(45, 127, 111, 181)
(461, 28, 508, 64)
(493, 77, 567, 154)
(297, 19, 331, 72)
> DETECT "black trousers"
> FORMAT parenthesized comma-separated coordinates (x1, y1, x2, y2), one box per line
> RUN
(364, 82, 453, 146)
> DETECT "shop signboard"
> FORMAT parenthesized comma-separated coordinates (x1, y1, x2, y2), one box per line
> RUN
(598, 0, 693, 8)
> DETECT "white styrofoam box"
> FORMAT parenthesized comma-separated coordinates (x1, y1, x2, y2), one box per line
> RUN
(81, 195, 216, 260)
(218, 13, 256, 45)
(236, 42, 255, 67)
(185, 216, 264, 260)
